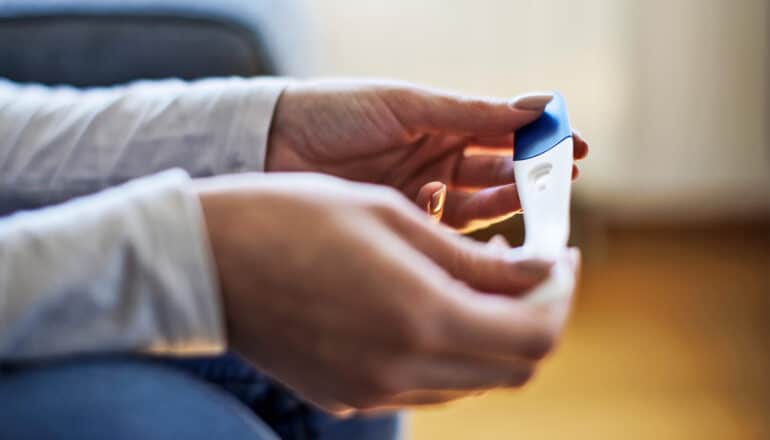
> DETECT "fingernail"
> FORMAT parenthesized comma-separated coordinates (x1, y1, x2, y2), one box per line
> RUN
(510, 93, 554, 112)
(430, 184, 447, 216)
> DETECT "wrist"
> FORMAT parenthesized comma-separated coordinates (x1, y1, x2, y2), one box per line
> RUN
(265, 82, 310, 173)
(192, 176, 262, 338)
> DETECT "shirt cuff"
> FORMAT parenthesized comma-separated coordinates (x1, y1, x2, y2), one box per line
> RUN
(139, 169, 226, 355)
(0, 169, 225, 359)
(221, 77, 292, 173)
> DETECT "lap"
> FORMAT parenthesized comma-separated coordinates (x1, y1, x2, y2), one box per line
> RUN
(0, 357, 278, 440)
(163, 352, 402, 440)
(0, 355, 402, 440)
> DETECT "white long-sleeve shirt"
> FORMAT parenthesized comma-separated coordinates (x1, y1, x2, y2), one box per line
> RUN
(0, 77, 288, 360)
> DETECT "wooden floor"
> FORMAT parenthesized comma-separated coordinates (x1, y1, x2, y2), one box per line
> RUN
(409, 221, 770, 439)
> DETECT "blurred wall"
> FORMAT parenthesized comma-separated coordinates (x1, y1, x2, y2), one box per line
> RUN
(301, 0, 770, 222)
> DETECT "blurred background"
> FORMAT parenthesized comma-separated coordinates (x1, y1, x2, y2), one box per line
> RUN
(305, 2, 770, 439)
(1, 0, 768, 438)
(299, 1, 770, 439)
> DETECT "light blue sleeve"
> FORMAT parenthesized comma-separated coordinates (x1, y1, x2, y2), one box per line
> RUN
(0, 76, 288, 214)
(0, 77, 288, 359)
(0, 170, 224, 359)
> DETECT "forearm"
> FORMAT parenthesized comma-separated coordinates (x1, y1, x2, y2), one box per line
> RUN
(0, 170, 223, 360)
(0, 77, 288, 214)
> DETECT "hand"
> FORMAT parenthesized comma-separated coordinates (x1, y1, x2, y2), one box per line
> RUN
(196, 173, 579, 414)
(266, 80, 589, 232)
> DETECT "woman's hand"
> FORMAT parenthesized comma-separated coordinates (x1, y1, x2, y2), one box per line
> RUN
(196, 173, 578, 414)
(267, 80, 588, 232)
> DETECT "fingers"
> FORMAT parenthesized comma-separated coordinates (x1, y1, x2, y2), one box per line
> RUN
(468, 129, 589, 163)
(467, 133, 514, 149)
(341, 351, 536, 412)
(454, 155, 515, 190)
(440, 294, 561, 361)
(400, 87, 552, 136)
(441, 184, 522, 232)
(384, 206, 554, 297)
(434, 249, 577, 361)
(441, 280, 568, 362)
(573, 131, 589, 159)
(397, 355, 536, 391)
(453, 129, 587, 190)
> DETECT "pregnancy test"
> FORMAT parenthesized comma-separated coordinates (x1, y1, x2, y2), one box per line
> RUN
(513, 92, 575, 303)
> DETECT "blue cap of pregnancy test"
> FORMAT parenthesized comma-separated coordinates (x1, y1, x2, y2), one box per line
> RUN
(513, 92, 571, 161)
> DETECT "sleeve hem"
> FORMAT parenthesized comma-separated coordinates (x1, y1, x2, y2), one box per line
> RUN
(141, 169, 227, 356)
(225, 78, 292, 173)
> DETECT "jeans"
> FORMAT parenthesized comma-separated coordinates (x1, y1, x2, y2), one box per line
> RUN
(0, 353, 401, 440)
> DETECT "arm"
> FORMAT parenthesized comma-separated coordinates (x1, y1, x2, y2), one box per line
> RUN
(0, 170, 223, 360)
(0, 76, 288, 359)
(0, 77, 287, 214)
(0, 78, 585, 412)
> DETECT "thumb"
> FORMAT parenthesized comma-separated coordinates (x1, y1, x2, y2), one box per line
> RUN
(400, 87, 553, 136)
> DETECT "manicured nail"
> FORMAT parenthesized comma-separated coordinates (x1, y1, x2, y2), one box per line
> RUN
(429, 184, 447, 216)
(511, 93, 554, 112)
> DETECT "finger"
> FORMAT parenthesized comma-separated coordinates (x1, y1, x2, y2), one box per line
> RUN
(398, 355, 536, 391)
(440, 295, 561, 361)
(572, 131, 589, 160)
(468, 133, 514, 148)
(402, 87, 553, 136)
(416, 181, 446, 221)
(466, 128, 588, 162)
(454, 155, 515, 190)
(384, 208, 555, 297)
(380, 209, 574, 359)
(457, 151, 580, 189)
(441, 184, 521, 232)
(435, 250, 577, 360)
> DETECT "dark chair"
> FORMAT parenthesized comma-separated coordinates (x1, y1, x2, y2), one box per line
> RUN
(0, 0, 308, 86)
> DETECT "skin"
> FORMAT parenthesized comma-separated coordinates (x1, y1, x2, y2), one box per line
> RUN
(196, 80, 588, 414)
(266, 80, 588, 231)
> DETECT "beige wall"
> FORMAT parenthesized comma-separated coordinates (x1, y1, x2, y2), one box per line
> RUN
(301, 0, 769, 221)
